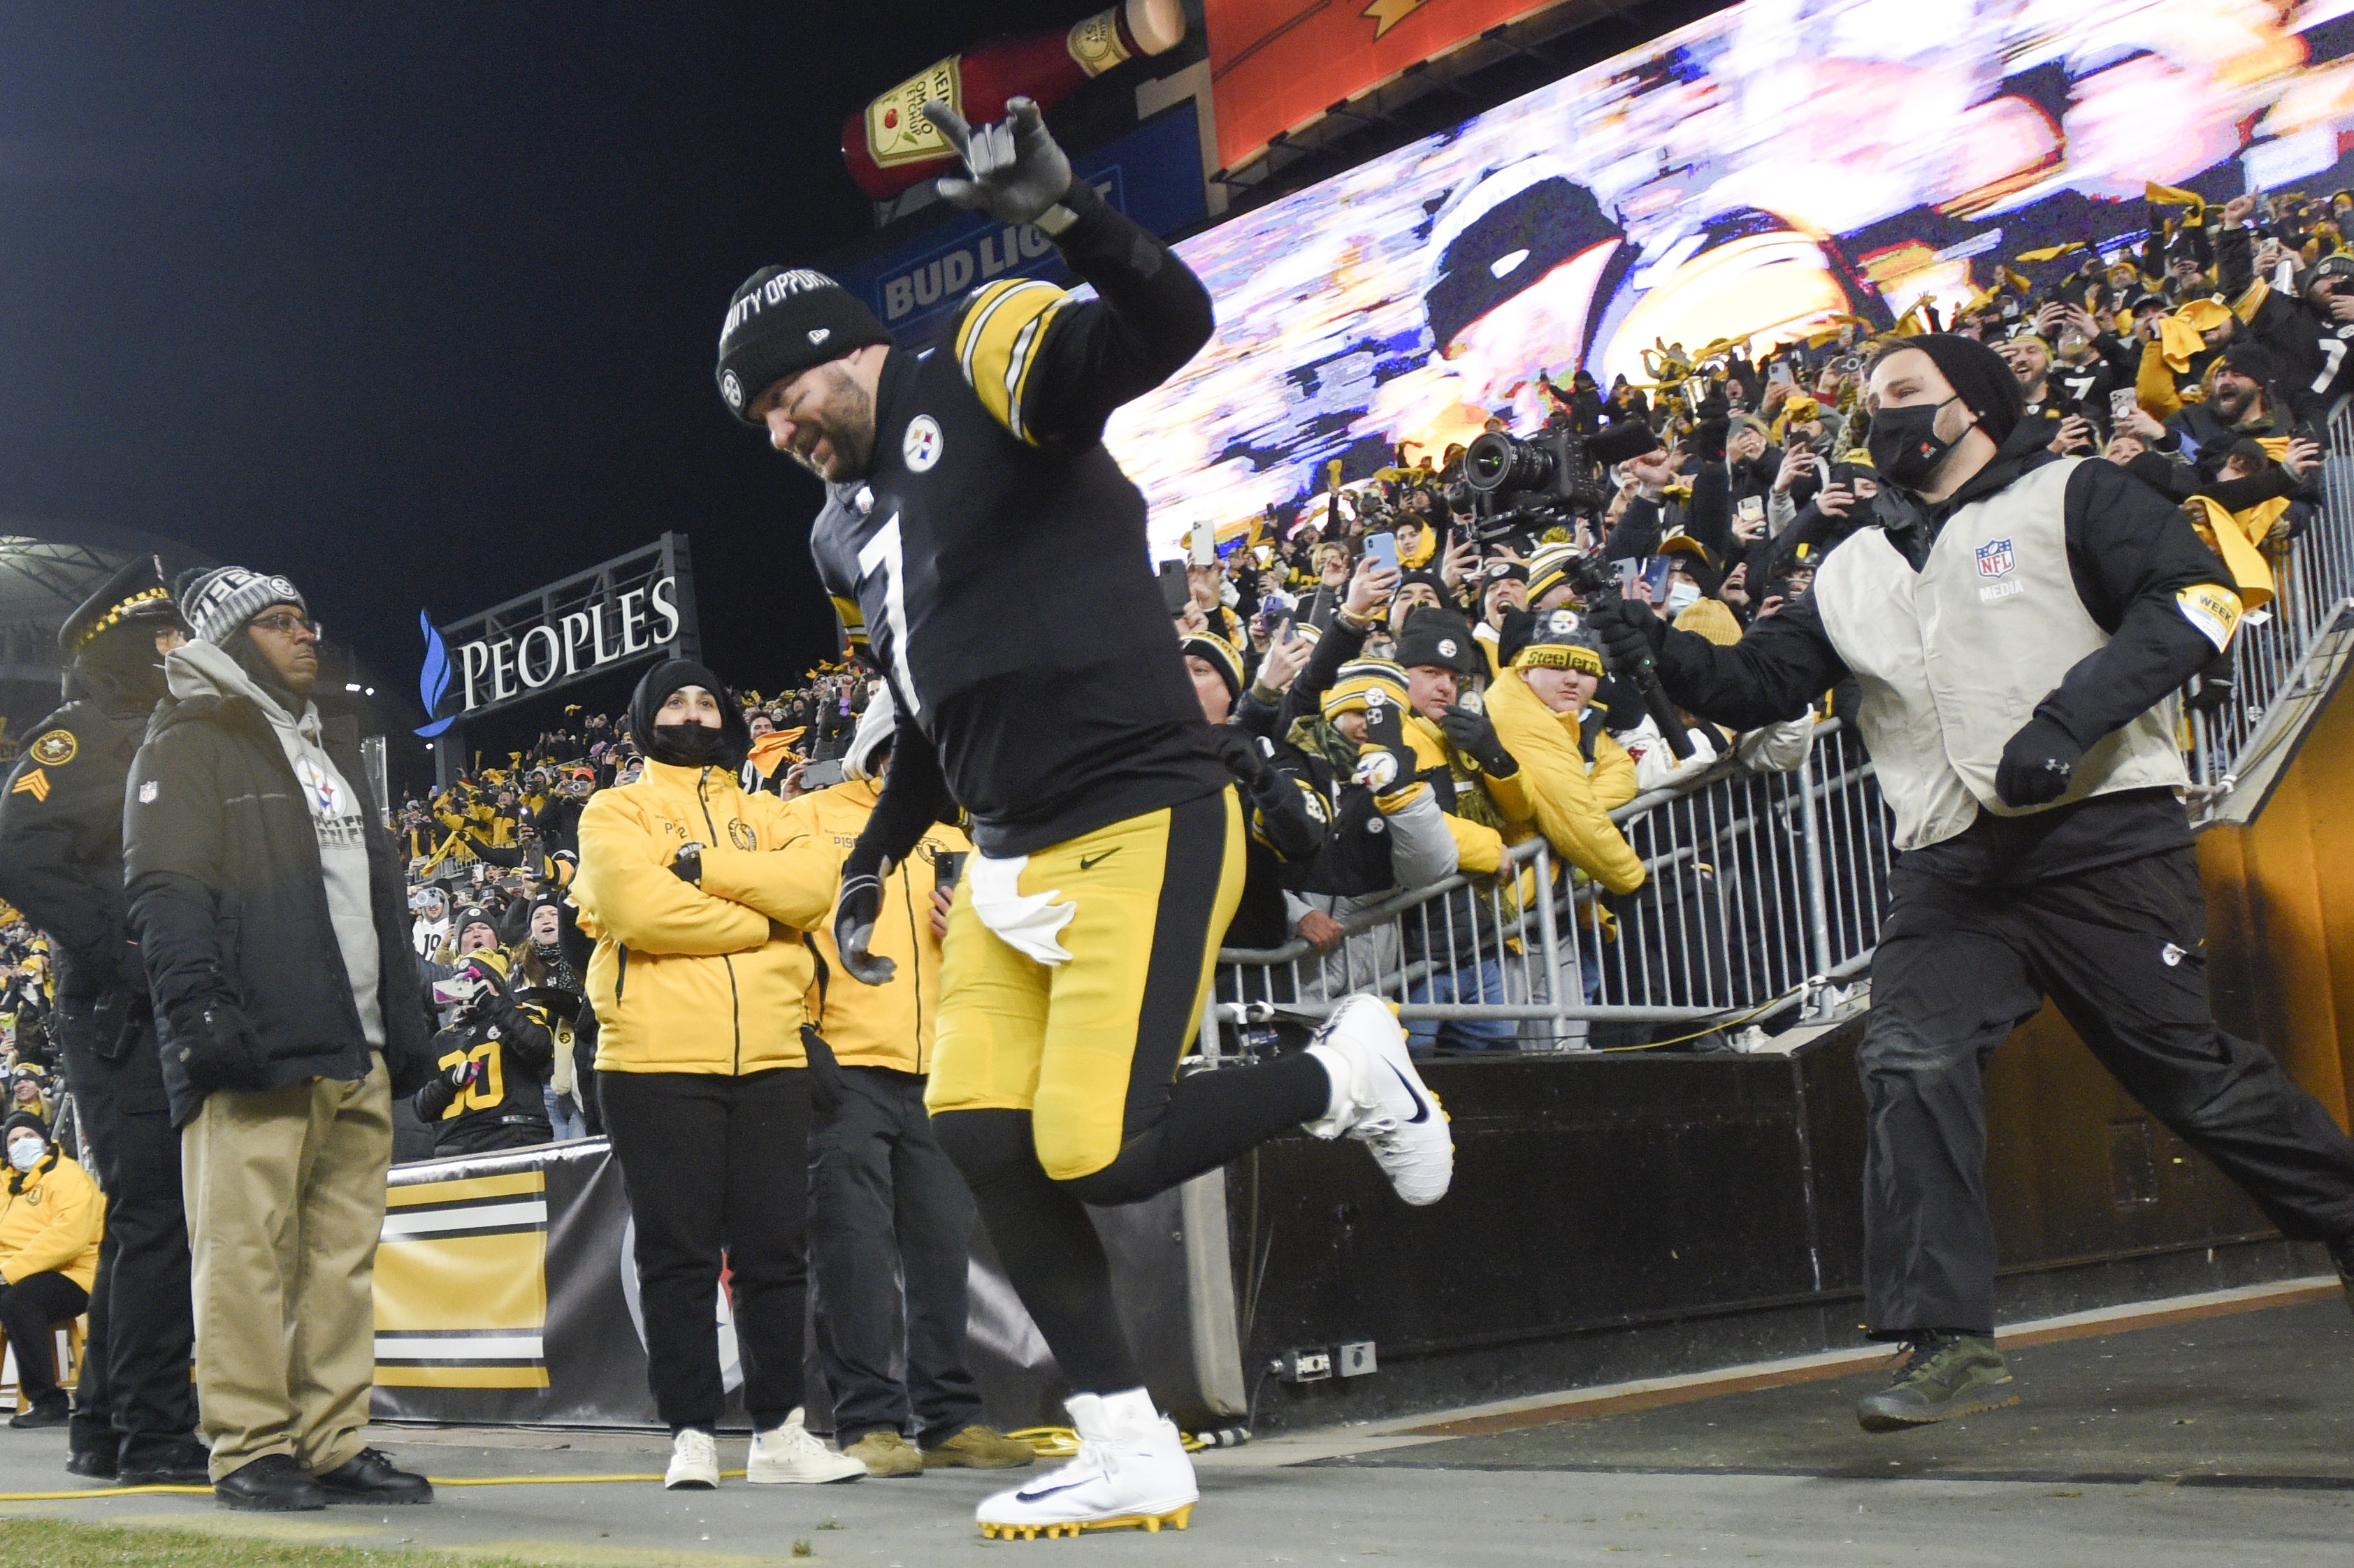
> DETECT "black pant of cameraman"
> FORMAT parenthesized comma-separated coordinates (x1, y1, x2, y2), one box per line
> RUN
(1862, 848, 2354, 1337)
(809, 1066, 986, 1449)
(56, 1006, 201, 1477)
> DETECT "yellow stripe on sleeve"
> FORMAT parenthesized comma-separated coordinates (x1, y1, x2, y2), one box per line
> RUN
(830, 594, 869, 648)
(953, 278, 1068, 444)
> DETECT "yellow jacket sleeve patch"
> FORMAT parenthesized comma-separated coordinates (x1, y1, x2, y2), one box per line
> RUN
(2176, 582, 2244, 653)
(10, 768, 49, 802)
(953, 278, 1068, 444)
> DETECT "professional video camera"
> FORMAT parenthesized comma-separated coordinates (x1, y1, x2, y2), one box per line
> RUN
(1458, 415, 1696, 758)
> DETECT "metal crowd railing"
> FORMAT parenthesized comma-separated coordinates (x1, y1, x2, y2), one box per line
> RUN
(1204, 415, 2354, 1059)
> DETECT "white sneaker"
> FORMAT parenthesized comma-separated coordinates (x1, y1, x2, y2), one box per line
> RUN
(975, 1390, 1197, 1540)
(665, 1428, 719, 1490)
(746, 1408, 865, 1484)
(1301, 993, 1452, 1205)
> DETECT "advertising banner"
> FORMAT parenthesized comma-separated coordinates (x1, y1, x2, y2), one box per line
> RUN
(1114, 0, 2354, 545)
(371, 1138, 1239, 1432)
(1205, 0, 1561, 172)
(827, 102, 1206, 350)
(414, 534, 698, 740)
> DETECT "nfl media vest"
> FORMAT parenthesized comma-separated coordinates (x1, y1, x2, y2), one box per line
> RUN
(1811, 457, 2186, 851)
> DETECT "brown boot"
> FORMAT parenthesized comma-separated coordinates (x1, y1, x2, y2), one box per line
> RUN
(840, 1430, 923, 1477)
(922, 1425, 1037, 1470)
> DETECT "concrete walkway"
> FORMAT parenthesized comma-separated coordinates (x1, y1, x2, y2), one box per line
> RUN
(2, 1278, 2346, 1566)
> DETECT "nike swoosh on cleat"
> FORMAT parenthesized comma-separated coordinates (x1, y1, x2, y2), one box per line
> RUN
(1013, 1479, 1097, 1502)
(1385, 1061, 1431, 1124)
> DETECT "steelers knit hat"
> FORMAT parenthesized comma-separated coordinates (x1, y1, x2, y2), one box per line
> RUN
(1321, 658, 1411, 720)
(1526, 542, 1584, 604)
(176, 566, 306, 646)
(1510, 607, 1606, 674)
(1672, 597, 1745, 647)
(716, 267, 894, 426)
(1179, 632, 1245, 697)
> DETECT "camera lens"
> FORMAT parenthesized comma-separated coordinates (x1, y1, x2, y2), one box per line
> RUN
(1463, 431, 1549, 495)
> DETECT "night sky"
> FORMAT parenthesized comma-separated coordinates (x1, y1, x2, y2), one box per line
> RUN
(0, 0, 1078, 770)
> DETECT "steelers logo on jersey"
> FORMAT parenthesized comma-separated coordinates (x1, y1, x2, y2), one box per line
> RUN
(904, 414, 944, 472)
(29, 729, 75, 767)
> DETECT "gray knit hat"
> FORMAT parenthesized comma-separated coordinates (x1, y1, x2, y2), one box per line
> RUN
(176, 566, 307, 646)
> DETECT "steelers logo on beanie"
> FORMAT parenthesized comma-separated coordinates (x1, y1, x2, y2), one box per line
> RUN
(715, 268, 895, 426)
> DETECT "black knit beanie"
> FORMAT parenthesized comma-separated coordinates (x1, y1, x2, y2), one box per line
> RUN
(715, 268, 894, 426)
(1871, 333, 2024, 445)
(629, 658, 751, 771)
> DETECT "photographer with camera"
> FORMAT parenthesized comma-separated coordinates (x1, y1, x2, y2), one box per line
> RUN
(1584, 334, 2354, 1434)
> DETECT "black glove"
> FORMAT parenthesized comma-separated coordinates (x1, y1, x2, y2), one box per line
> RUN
(170, 1001, 268, 1094)
(801, 1024, 846, 1118)
(1354, 697, 1422, 797)
(1440, 701, 1517, 778)
(833, 859, 896, 987)
(1994, 715, 2084, 808)
(1585, 593, 1668, 675)
(671, 841, 704, 884)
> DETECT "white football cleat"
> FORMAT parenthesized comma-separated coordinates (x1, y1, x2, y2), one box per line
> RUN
(974, 1389, 1197, 1540)
(1302, 993, 1453, 1205)
(664, 1427, 719, 1490)
(746, 1408, 866, 1484)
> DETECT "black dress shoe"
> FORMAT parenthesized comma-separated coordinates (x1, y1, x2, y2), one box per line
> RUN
(315, 1447, 433, 1504)
(64, 1447, 119, 1479)
(214, 1453, 326, 1512)
(120, 1440, 214, 1488)
(9, 1400, 71, 1430)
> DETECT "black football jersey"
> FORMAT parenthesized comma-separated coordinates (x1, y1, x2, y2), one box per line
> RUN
(809, 189, 1229, 857)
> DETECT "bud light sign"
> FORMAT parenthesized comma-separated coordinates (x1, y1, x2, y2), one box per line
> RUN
(829, 101, 1205, 347)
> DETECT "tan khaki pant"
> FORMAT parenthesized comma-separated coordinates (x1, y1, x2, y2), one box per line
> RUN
(183, 1058, 391, 1481)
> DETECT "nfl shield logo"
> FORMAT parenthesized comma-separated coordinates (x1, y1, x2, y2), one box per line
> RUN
(1974, 539, 2016, 579)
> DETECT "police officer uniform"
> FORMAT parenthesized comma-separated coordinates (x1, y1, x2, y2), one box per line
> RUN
(0, 557, 206, 1483)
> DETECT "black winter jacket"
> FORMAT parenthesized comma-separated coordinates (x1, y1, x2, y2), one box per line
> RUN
(124, 684, 433, 1126)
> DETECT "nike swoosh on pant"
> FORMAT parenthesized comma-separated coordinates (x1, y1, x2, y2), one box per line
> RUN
(1386, 1062, 1431, 1124)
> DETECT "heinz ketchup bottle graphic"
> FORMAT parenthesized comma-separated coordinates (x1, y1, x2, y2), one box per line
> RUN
(842, 0, 1185, 202)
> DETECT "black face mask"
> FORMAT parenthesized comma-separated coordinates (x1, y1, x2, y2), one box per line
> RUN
(1868, 395, 1970, 490)
(646, 720, 728, 767)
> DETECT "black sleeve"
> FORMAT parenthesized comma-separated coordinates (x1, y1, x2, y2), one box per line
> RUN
(413, 1072, 456, 1124)
(2199, 467, 2306, 513)
(1279, 612, 1372, 734)
(124, 728, 234, 1023)
(1019, 178, 1215, 447)
(2216, 222, 2255, 300)
(2034, 459, 2238, 749)
(500, 1006, 554, 1074)
(1651, 591, 1852, 730)
(1602, 495, 1666, 561)
(0, 720, 127, 985)
(1686, 462, 1733, 561)
(846, 711, 960, 877)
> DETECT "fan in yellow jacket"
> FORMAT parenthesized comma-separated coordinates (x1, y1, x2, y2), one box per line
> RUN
(566, 660, 867, 1481)
(1485, 613, 1647, 896)
(1, 1112, 103, 1424)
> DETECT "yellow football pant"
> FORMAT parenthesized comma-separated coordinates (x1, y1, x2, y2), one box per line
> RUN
(925, 788, 1245, 1181)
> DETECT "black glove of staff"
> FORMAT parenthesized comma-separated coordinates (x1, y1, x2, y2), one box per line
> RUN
(1994, 715, 2084, 808)
(1583, 593, 1668, 676)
